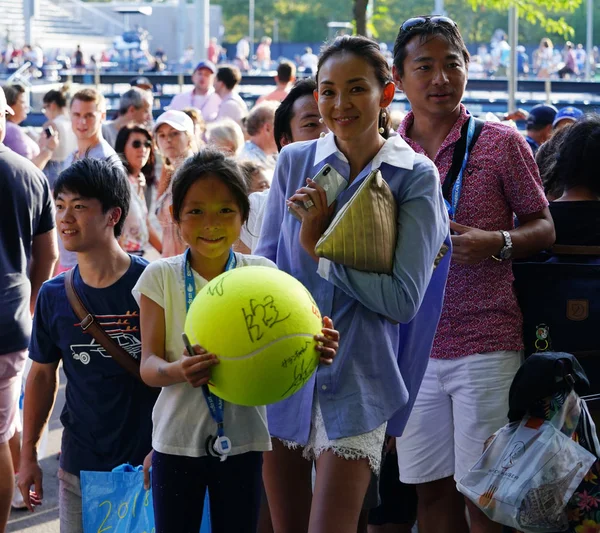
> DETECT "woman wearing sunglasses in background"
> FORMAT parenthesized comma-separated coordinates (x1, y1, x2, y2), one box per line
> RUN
(115, 126, 162, 255)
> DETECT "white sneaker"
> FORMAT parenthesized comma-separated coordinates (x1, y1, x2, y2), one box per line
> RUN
(11, 476, 27, 510)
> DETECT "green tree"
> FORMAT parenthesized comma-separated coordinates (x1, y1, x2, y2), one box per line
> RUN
(362, 0, 584, 41)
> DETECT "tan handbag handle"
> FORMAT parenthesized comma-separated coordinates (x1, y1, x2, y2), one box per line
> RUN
(65, 269, 142, 381)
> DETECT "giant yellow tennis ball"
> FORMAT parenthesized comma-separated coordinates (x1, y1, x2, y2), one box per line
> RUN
(184, 266, 323, 406)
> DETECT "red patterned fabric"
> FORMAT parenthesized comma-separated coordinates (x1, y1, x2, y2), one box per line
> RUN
(398, 105, 548, 360)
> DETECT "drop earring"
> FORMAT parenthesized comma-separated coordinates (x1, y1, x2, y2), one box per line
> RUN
(320, 132, 326, 138)
(319, 117, 324, 124)
(381, 112, 387, 119)
(379, 127, 385, 134)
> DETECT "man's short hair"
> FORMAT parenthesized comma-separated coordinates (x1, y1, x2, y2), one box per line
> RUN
(54, 158, 130, 237)
(273, 78, 317, 151)
(245, 101, 279, 137)
(277, 61, 296, 83)
(216, 65, 243, 91)
(119, 87, 151, 116)
(393, 17, 470, 77)
(70, 88, 106, 113)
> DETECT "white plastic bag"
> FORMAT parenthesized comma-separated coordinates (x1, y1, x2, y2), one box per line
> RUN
(457, 391, 596, 532)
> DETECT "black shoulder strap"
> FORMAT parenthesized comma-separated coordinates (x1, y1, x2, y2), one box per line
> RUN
(442, 118, 485, 201)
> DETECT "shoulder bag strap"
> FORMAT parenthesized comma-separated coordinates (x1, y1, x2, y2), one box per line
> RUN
(65, 269, 142, 381)
(442, 118, 486, 201)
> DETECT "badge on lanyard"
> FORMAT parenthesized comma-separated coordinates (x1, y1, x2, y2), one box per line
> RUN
(182, 249, 236, 461)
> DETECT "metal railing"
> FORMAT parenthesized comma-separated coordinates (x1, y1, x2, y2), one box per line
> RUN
(7, 62, 33, 87)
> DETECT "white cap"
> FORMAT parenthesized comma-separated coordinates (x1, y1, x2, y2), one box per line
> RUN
(153, 110, 194, 136)
(0, 87, 14, 116)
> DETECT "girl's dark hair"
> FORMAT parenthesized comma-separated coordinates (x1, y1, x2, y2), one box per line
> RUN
(392, 17, 470, 77)
(43, 85, 69, 108)
(535, 125, 571, 199)
(114, 125, 156, 188)
(316, 35, 392, 138)
(273, 78, 317, 152)
(54, 158, 130, 237)
(553, 114, 600, 197)
(171, 148, 250, 224)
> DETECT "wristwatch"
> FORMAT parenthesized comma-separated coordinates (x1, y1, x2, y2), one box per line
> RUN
(493, 230, 513, 261)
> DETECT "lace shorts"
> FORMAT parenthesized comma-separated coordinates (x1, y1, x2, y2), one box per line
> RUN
(281, 393, 387, 473)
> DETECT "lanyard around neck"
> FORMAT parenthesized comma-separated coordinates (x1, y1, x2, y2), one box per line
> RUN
(447, 116, 475, 221)
(183, 248, 236, 439)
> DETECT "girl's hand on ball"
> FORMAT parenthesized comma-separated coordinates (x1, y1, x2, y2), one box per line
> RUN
(315, 316, 339, 365)
(180, 344, 219, 388)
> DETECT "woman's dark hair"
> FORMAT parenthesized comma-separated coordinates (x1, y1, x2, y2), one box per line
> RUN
(3, 83, 25, 107)
(553, 114, 600, 197)
(535, 125, 571, 200)
(171, 148, 250, 224)
(54, 158, 130, 237)
(392, 17, 470, 77)
(43, 85, 69, 108)
(316, 35, 392, 138)
(114, 125, 156, 188)
(273, 78, 317, 152)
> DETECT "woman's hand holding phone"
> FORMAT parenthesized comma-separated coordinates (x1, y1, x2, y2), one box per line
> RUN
(287, 178, 335, 261)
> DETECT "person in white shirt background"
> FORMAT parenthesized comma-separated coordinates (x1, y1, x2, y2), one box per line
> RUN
(41, 87, 78, 187)
(168, 61, 221, 123)
(214, 65, 248, 127)
(300, 47, 319, 75)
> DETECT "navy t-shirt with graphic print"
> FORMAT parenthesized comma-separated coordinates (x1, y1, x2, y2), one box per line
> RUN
(29, 256, 159, 476)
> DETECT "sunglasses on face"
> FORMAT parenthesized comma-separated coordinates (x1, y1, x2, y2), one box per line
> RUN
(400, 16, 457, 33)
(132, 139, 152, 149)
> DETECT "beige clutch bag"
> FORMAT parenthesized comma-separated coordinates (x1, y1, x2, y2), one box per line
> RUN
(315, 169, 397, 274)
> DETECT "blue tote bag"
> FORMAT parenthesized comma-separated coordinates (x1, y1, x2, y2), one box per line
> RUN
(81, 464, 211, 532)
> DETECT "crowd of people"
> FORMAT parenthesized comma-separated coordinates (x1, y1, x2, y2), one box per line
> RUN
(4, 29, 600, 82)
(0, 14, 598, 533)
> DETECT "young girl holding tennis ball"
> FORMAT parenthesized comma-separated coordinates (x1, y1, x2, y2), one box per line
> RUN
(132, 148, 339, 532)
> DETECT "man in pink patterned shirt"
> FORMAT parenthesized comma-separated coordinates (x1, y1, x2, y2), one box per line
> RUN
(392, 17, 555, 533)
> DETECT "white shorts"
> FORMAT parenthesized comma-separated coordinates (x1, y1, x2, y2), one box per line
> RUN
(281, 392, 387, 473)
(396, 350, 522, 484)
(0, 350, 27, 444)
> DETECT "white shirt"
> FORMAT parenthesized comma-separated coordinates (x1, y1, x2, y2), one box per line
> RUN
(132, 252, 275, 457)
(50, 114, 77, 162)
(240, 189, 270, 252)
(301, 52, 319, 73)
(216, 91, 248, 127)
(168, 89, 222, 122)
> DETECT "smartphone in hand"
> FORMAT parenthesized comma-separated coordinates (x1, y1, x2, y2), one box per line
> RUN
(289, 164, 347, 220)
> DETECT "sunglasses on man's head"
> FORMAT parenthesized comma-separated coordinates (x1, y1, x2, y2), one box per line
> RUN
(400, 16, 457, 33)
(132, 139, 152, 149)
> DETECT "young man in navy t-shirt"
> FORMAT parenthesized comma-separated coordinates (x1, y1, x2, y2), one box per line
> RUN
(18, 159, 159, 533)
